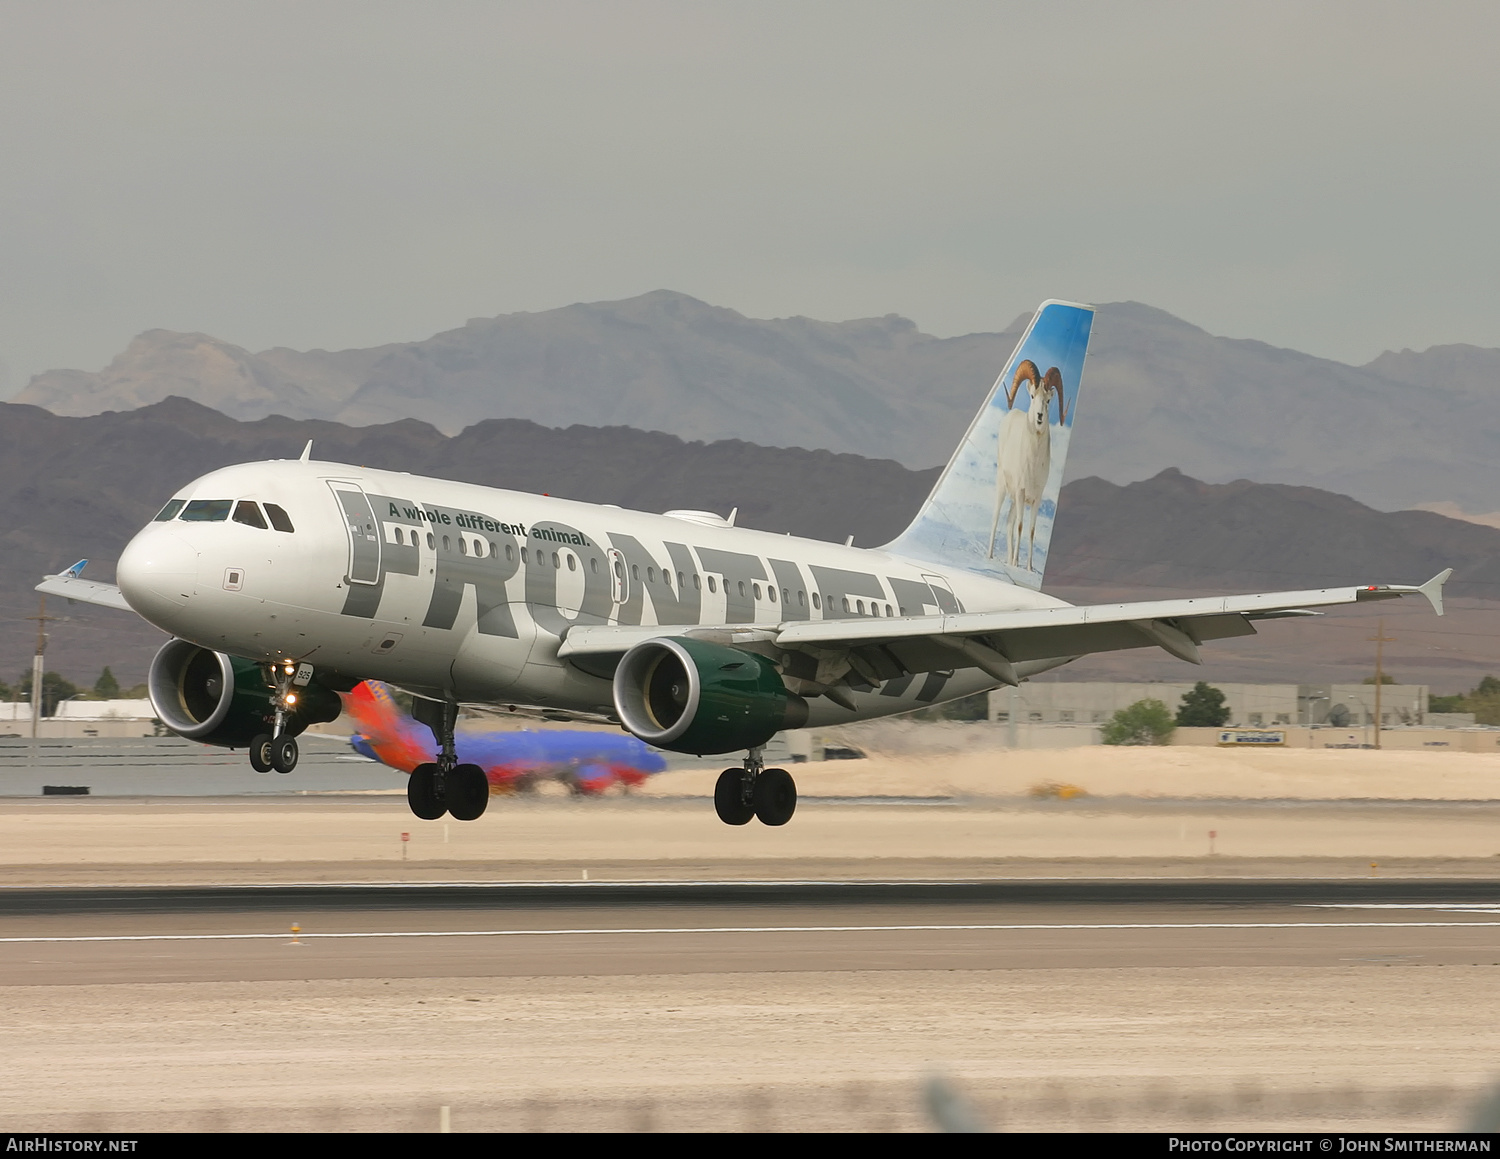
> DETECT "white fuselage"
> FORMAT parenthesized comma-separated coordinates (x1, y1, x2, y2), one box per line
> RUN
(116, 459, 1073, 725)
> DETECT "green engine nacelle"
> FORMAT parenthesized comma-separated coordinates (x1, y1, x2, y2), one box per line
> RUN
(612, 636, 809, 755)
(147, 638, 343, 748)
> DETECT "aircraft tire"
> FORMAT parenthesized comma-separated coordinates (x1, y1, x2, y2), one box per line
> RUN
(446, 763, 490, 821)
(713, 769, 755, 826)
(270, 735, 299, 774)
(753, 768, 797, 827)
(407, 763, 446, 820)
(248, 734, 273, 773)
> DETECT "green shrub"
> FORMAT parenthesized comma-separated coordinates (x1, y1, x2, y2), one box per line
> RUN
(1102, 698, 1177, 746)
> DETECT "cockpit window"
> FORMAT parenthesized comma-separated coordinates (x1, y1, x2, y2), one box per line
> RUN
(232, 501, 268, 529)
(263, 503, 295, 533)
(179, 499, 232, 522)
(153, 499, 186, 522)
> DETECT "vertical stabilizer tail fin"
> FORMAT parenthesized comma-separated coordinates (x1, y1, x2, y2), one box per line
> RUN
(883, 300, 1094, 590)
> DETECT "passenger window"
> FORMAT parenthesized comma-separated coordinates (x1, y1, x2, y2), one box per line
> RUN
(442, 536, 451, 552)
(632, 565, 640, 581)
(798, 591, 805, 606)
(812, 592, 820, 609)
(394, 528, 405, 546)
(427, 532, 435, 550)
(263, 503, 296, 533)
(591, 558, 599, 574)
(153, 499, 186, 522)
(738, 581, 746, 598)
(707, 576, 717, 593)
(661, 569, 670, 588)
(842, 597, 850, 613)
(693, 574, 701, 590)
(458, 537, 467, 556)
(232, 501, 268, 529)
(769, 586, 778, 603)
(886, 604, 893, 617)
(552, 552, 560, 569)
(505, 544, 514, 561)
(567, 553, 576, 571)
(180, 499, 232, 522)
(752, 583, 761, 600)
(677, 571, 685, 588)
(856, 600, 865, 615)
(647, 567, 656, 583)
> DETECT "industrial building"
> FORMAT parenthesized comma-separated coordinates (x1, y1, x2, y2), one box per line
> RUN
(987, 682, 1437, 729)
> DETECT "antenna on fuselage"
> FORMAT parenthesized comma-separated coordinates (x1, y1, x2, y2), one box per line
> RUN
(299, 440, 313, 462)
(727, 507, 737, 526)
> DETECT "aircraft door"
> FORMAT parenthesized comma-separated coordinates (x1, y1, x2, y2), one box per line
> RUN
(328, 482, 382, 585)
(607, 548, 628, 605)
(921, 573, 963, 614)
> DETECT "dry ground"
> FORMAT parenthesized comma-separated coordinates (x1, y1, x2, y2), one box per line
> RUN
(1, 969, 1494, 1132)
(3, 747, 1499, 1132)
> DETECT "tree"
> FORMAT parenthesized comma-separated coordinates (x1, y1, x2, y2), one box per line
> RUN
(1362, 673, 1396, 685)
(17, 671, 80, 717)
(1102, 699, 1176, 746)
(93, 667, 121, 699)
(1431, 676, 1500, 726)
(1176, 681, 1230, 727)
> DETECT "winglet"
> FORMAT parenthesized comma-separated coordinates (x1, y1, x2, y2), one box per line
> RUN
(1419, 568, 1452, 617)
(63, 559, 87, 578)
(300, 440, 313, 462)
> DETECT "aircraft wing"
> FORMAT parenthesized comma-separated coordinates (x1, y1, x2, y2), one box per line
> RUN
(35, 561, 133, 612)
(559, 571, 1451, 686)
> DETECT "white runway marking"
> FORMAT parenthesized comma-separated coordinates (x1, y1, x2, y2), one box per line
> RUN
(2, 920, 1499, 944)
(1308, 904, 1500, 913)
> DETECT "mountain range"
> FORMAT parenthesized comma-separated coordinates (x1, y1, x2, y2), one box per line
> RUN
(1, 399, 1491, 694)
(14, 291, 1500, 515)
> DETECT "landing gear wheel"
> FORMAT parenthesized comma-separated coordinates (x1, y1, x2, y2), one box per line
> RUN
(269, 735, 299, 774)
(753, 768, 797, 826)
(714, 768, 755, 826)
(248, 733, 273, 773)
(446, 763, 490, 821)
(407, 762, 445, 820)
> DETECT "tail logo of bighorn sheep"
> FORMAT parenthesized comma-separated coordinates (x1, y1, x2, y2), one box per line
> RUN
(986, 359, 1067, 569)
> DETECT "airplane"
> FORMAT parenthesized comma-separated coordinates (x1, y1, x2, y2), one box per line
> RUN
(37, 300, 1450, 827)
(342, 678, 667, 794)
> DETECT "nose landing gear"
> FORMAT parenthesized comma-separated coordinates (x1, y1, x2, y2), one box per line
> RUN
(714, 747, 797, 827)
(248, 661, 303, 774)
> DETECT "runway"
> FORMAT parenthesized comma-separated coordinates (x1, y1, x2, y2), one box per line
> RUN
(4, 881, 1499, 985)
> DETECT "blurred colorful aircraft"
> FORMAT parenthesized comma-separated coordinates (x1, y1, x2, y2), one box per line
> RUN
(341, 680, 667, 795)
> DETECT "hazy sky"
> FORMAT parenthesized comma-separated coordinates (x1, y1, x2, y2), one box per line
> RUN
(2, 1, 1497, 394)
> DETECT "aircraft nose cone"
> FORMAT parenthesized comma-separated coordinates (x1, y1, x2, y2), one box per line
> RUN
(117, 528, 198, 621)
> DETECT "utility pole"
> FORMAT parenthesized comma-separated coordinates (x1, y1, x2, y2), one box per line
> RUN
(1369, 618, 1395, 750)
(25, 595, 60, 740)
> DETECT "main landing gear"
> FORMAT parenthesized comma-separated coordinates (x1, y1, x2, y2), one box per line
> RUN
(714, 747, 797, 827)
(249, 661, 301, 774)
(406, 697, 490, 822)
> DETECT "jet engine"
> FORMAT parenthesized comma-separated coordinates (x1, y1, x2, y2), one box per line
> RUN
(612, 636, 808, 755)
(146, 638, 342, 748)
